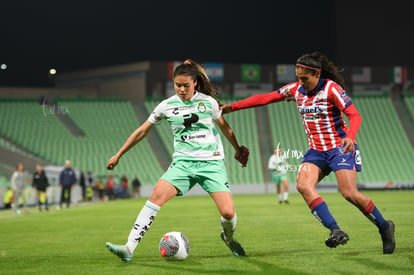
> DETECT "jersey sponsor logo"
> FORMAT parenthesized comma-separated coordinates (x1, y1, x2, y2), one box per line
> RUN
(337, 157, 351, 167)
(303, 115, 321, 121)
(171, 106, 195, 115)
(213, 151, 221, 156)
(180, 134, 206, 142)
(298, 106, 323, 114)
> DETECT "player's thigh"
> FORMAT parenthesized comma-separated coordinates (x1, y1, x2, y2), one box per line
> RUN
(149, 179, 179, 206)
(296, 163, 325, 203)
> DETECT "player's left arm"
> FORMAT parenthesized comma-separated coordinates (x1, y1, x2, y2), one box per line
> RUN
(215, 115, 249, 167)
(343, 104, 361, 153)
(330, 84, 361, 154)
(215, 115, 242, 154)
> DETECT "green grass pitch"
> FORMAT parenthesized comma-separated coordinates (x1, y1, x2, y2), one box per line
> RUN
(0, 191, 413, 274)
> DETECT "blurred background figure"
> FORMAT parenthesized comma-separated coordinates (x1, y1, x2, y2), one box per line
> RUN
(32, 164, 50, 211)
(121, 175, 129, 198)
(11, 163, 27, 214)
(106, 175, 115, 200)
(268, 147, 289, 204)
(94, 177, 105, 201)
(131, 176, 141, 198)
(3, 187, 14, 209)
(79, 171, 86, 201)
(59, 160, 77, 209)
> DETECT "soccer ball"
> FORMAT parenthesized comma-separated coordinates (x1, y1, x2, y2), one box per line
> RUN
(159, 231, 190, 260)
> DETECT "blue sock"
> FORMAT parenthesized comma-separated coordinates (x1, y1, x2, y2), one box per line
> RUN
(310, 199, 340, 231)
(364, 201, 388, 231)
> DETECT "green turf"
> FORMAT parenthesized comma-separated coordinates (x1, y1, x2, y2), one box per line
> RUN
(0, 191, 413, 274)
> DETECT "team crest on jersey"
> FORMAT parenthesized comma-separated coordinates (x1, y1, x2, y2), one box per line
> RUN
(197, 102, 206, 113)
(316, 90, 326, 100)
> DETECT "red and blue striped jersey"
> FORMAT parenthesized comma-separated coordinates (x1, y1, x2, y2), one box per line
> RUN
(278, 79, 352, 151)
(231, 79, 358, 151)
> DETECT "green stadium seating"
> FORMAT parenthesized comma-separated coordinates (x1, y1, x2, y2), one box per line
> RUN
(145, 98, 174, 156)
(352, 95, 414, 183)
(404, 93, 414, 119)
(221, 99, 264, 184)
(267, 95, 414, 184)
(0, 99, 163, 185)
(1, 94, 412, 189)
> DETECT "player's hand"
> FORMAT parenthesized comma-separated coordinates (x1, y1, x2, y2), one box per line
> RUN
(106, 156, 119, 170)
(234, 145, 249, 167)
(341, 138, 355, 154)
(220, 104, 233, 114)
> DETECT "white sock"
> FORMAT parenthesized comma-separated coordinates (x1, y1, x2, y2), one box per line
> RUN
(283, 192, 288, 201)
(126, 200, 160, 253)
(278, 193, 283, 201)
(221, 214, 237, 242)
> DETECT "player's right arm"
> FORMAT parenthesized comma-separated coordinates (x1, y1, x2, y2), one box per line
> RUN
(107, 121, 154, 170)
(221, 82, 299, 114)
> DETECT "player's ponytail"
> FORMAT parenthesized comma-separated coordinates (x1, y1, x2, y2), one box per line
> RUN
(173, 59, 222, 105)
(296, 52, 345, 89)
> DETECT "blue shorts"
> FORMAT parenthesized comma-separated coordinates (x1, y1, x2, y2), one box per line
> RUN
(302, 145, 362, 175)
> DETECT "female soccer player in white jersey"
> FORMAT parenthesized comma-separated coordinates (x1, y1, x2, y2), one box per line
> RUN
(105, 59, 249, 262)
(222, 52, 395, 254)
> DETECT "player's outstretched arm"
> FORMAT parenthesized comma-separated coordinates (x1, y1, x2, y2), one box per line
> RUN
(107, 121, 154, 170)
(221, 92, 285, 114)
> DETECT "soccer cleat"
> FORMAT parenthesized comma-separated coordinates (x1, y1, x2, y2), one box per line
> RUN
(105, 242, 133, 262)
(325, 229, 350, 248)
(220, 232, 246, 256)
(380, 220, 395, 254)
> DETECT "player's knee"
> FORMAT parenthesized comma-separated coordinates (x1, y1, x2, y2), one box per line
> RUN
(340, 190, 357, 203)
(220, 209, 235, 220)
(296, 177, 309, 194)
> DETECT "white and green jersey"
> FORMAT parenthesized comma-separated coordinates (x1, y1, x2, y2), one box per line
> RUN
(148, 92, 224, 161)
(268, 154, 288, 176)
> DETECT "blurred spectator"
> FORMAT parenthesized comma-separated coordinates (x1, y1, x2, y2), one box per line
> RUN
(59, 160, 77, 209)
(32, 164, 50, 211)
(106, 175, 115, 200)
(79, 171, 86, 201)
(131, 176, 141, 198)
(11, 163, 27, 214)
(87, 171, 94, 186)
(121, 175, 129, 198)
(95, 177, 105, 201)
(3, 187, 14, 209)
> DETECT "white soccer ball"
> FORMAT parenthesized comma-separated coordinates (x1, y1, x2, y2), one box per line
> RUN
(159, 231, 190, 260)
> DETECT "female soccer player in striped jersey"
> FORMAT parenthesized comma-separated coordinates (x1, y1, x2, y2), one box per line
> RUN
(222, 52, 395, 254)
(105, 59, 249, 262)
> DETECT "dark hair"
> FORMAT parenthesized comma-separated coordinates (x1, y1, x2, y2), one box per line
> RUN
(296, 52, 345, 89)
(173, 59, 221, 105)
